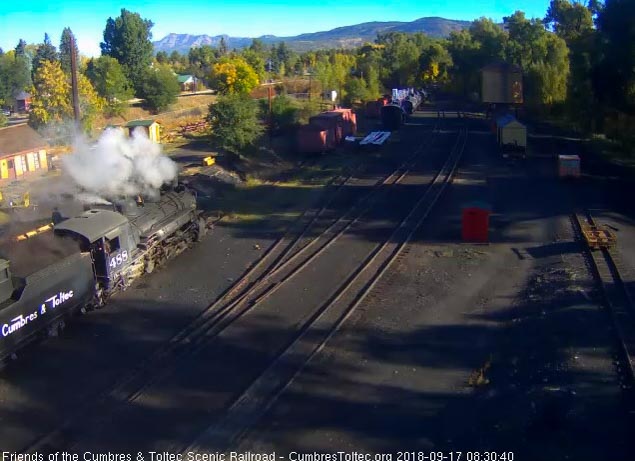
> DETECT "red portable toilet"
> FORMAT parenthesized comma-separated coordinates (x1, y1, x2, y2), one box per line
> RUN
(462, 202, 492, 243)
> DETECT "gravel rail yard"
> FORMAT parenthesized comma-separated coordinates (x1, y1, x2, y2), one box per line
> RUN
(3, 111, 634, 461)
(2, 112, 458, 454)
(29, 116, 462, 454)
(233, 117, 634, 461)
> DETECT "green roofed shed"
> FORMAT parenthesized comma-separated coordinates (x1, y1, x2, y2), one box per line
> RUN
(123, 119, 161, 143)
(124, 119, 156, 128)
(176, 74, 196, 91)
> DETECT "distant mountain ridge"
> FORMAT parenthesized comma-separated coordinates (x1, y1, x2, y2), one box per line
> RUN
(153, 17, 471, 54)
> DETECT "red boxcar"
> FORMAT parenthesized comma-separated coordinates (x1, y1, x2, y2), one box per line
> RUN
(310, 112, 344, 145)
(332, 108, 357, 136)
(297, 125, 330, 153)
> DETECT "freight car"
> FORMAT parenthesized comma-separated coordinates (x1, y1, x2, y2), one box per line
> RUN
(381, 104, 406, 130)
(0, 183, 206, 364)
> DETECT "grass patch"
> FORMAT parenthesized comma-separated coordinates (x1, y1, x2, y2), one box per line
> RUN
(222, 210, 302, 224)
(212, 183, 317, 230)
(243, 175, 321, 189)
(214, 154, 360, 227)
(94, 94, 216, 134)
(197, 126, 368, 230)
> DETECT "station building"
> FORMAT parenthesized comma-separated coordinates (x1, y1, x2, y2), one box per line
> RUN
(0, 124, 49, 181)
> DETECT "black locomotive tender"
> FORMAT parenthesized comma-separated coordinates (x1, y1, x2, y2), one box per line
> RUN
(0, 183, 206, 363)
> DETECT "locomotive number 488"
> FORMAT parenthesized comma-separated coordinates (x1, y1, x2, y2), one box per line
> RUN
(109, 250, 129, 270)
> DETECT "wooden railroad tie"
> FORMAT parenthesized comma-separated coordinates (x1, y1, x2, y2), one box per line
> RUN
(581, 223, 616, 250)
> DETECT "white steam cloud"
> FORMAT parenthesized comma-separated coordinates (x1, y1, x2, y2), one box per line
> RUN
(62, 127, 178, 199)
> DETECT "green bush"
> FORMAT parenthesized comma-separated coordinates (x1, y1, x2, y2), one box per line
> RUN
(138, 64, 180, 113)
(260, 95, 299, 133)
(343, 77, 368, 106)
(207, 94, 264, 155)
(295, 99, 322, 125)
(86, 56, 133, 117)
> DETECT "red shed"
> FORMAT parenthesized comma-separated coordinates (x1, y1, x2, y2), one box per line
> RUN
(14, 91, 32, 113)
(297, 125, 330, 153)
(462, 202, 492, 243)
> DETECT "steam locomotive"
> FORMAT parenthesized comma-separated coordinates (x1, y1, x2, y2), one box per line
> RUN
(0, 183, 207, 364)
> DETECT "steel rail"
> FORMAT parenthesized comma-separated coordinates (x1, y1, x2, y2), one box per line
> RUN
(185, 123, 469, 453)
(24, 120, 441, 454)
(111, 121, 443, 403)
(572, 211, 635, 393)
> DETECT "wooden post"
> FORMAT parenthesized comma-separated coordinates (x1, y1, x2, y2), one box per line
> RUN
(69, 34, 81, 128)
(268, 84, 273, 144)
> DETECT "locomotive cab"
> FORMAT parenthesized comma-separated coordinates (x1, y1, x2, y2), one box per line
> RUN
(54, 185, 201, 295)
(90, 228, 137, 285)
(54, 209, 139, 291)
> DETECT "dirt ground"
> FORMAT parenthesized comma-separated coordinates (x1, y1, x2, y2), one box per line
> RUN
(0, 108, 408, 452)
(236, 116, 633, 461)
(94, 93, 216, 132)
(2, 110, 634, 459)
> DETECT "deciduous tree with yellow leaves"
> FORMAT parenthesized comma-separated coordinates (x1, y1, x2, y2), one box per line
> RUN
(29, 59, 104, 131)
(29, 60, 71, 127)
(210, 57, 259, 95)
(77, 72, 105, 131)
(419, 42, 453, 85)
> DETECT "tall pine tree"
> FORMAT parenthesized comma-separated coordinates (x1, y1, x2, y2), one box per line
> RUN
(12, 39, 32, 92)
(100, 9, 154, 94)
(59, 27, 79, 75)
(32, 33, 58, 78)
(15, 39, 27, 56)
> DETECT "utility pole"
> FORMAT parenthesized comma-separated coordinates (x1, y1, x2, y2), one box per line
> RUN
(306, 69, 313, 101)
(268, 83, 274, 145)
(69, 33, 81, 128)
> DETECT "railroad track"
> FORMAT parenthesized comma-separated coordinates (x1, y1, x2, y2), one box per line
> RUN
(572, 211, 635, 398)
(185, 122, 469, 453)
(23, 119, 443, 454)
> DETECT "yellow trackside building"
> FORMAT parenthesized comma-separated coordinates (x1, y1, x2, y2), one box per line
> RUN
(0, 124, 49, 181)
(123, 119, 161, 143)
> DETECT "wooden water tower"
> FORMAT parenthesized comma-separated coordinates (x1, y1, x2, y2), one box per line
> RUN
(481, 62, 523, 106)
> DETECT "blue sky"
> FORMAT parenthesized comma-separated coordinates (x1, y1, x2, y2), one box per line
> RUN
(0, 1, 552, 57)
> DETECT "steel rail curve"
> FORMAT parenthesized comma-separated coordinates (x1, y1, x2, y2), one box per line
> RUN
(23, 118, 442, 454)
(184, 122, 469, 453)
